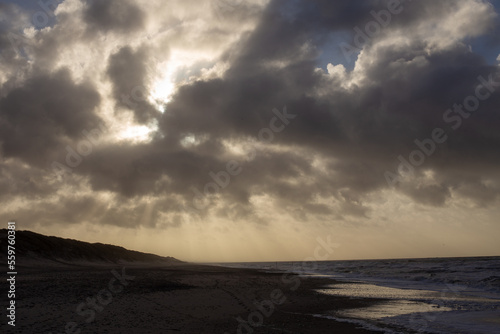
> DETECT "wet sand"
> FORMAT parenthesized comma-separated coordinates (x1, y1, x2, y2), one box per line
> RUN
(1, 263, 394, 334)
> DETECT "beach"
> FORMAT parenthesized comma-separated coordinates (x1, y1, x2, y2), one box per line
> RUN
(2, 263, 389, 334)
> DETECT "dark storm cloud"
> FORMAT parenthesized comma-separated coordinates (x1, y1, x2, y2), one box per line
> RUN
(151, 0, 500, 213)
(0, 68, 102, 166)
(1, 0, 500, 229)
(453, 178, 500, 207)
(67, 0, 500, 219)
(83, 0, 145, 34)
(401, 184, 452, 207)
(80, 142, 215, 198)
(0, 160, 56, 200)
(107, 45, 160, 124)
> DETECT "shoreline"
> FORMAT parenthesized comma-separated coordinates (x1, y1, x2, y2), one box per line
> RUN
(1, 262, 393, 333)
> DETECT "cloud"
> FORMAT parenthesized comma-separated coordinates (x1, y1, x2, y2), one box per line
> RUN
(0, 0, 500, 238)
(106, 45, 160, 123)
(82, 0, 145, 34)
(0, 68, 102, 166)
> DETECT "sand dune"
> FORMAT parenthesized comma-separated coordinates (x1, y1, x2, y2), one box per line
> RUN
(0, 229, 182, 266)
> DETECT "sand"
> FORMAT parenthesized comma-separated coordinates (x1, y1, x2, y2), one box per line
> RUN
(1, 263, 393, 334)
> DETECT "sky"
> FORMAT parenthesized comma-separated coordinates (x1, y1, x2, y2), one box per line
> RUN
(1, 0, 500, 262)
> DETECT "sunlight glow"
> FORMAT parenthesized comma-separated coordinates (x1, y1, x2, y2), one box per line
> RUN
(180, 134, 209, 148)
(117, 124, 156, 143)
(149, 65, 176, 112)
(148, 50, 219, 113)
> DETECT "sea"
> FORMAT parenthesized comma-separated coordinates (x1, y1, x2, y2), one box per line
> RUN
(216, 256, 500, 334)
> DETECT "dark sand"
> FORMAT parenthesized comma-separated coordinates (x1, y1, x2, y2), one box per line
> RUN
(1, 263, 394, 333)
